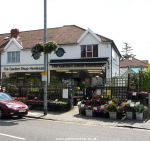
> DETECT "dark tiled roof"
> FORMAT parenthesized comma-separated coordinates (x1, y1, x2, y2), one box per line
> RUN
(0, 25, 114, 50)
(0, 38, 9, 51)
(120, 57, 148, 68)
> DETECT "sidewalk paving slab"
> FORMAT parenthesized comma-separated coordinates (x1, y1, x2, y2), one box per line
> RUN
(26, 106, 150, 130)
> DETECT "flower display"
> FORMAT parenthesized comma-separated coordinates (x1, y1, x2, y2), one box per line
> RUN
(44, 41, 58, 53)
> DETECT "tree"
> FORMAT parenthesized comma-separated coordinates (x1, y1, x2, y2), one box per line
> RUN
(142, 64, 150, 92)
(121, 42, 135, 60)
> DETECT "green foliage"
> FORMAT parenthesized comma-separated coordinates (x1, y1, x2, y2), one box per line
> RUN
(142, 70, 150, 92)
(33, 43, 44, 52)
(31, 41, 58, 60)
(44, 41, 58, 53)
(105, 102, 117, 112)
(134, 104, 147, 113)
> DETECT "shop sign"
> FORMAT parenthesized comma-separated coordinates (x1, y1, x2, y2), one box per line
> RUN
(3, 66, 44, 72)
(41, 72, 48, 81)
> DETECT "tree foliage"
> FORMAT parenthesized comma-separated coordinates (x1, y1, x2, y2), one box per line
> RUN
(142, 69, 150, 92)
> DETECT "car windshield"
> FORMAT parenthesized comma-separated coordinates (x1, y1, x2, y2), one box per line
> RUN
(0, 93, 13, 101)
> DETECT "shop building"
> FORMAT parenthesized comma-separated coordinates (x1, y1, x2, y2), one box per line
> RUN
(0, 25, 121, 87)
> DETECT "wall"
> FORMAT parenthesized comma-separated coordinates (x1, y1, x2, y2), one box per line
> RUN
(51, 33, 112, 59)
(50, 32, 114, 78)
(1, 40, 44, 73)
(0, 31, 120, 81)
(111, 47, 120, 77)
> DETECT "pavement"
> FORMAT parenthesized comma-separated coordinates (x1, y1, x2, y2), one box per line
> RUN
(26, 106, 150, 130)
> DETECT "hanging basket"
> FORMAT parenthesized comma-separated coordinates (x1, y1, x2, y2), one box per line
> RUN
(44, 41, 58, 53)
(32, 43, 44, 53)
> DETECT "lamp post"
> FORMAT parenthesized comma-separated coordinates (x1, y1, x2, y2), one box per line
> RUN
(43, 0, 48, 115)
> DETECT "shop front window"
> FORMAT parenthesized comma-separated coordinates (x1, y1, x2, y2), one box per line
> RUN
(7, 51, 20, 63)
(81, 44, 98, 58)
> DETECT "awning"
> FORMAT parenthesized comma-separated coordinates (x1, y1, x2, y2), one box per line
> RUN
(50, 57, 108, 65)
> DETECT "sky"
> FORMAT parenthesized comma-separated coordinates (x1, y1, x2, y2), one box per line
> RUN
(0, 0, 150, 61)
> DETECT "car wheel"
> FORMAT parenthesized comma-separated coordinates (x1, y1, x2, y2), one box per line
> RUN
(0, 109, 3, 119)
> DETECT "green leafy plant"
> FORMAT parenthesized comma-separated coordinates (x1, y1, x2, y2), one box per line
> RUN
(105, 101, 117, 112)
(134, 104, 147, 113)
(31, 41, 58, 60)
(32, 43, 44, 52)
(44, 41, 58, 53)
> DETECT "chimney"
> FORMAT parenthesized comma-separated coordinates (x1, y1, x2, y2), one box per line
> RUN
(10, 28, 19, 38)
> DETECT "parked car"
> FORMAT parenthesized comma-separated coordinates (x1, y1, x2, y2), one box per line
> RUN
(0, 92, 28, 118)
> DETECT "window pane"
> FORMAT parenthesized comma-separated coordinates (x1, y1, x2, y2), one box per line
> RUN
(87, 45, 92, 51)
(7, 52, 11, 63)
(93, 44, 98, 57)
(16, 51, 20, 62)
(87, 52, 92, 57)
(7, 51, 20, 63)
(81, 45, 86, 57)
(12, 52, 15, 62)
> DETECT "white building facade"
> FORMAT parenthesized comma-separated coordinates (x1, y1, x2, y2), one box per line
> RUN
(0, 25, 121, 87)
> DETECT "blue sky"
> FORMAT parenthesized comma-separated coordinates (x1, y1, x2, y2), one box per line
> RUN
(1, 0, 150, 61)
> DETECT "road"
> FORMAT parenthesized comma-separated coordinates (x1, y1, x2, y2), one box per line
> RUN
(0, 117, 150, 141)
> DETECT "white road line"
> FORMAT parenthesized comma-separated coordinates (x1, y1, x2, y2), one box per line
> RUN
(0, 132, 26, 140)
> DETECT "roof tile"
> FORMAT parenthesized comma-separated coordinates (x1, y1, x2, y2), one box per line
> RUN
(0, 25, 113, 49)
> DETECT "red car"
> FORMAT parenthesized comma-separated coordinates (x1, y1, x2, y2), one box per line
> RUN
(0, 92, 28, 118)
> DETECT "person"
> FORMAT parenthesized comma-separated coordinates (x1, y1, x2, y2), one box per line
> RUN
(92, 89, 99, 99)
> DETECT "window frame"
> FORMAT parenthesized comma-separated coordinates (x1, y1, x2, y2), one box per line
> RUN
(7, 51, 20, 63)
(81, 44, 98, 58)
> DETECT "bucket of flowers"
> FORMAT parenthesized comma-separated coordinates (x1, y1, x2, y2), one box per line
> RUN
(105, 100, 118, 120)
(134, 104, 148, 120)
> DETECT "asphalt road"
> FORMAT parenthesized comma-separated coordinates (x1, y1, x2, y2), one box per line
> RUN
(0, 117, 150, 141)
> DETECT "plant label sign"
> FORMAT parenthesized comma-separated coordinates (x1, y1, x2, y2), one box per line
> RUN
(63, 89, 68, 99)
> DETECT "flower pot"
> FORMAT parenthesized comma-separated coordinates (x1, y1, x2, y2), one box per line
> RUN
(109, 112, 117, 120)
(126, 112, 133, 120)
(79, 107, 86, 115)
(86, 110, 93, 117)
(136, 112, 144, 120)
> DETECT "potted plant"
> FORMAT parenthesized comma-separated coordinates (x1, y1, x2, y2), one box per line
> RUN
(77, 101, 86, 115)
(105, 101, 117, 120)
(117, 104, 125, 119)
(85, 105, 93, 117)
(123, 101, 135, 120)
(134, 104, 148, 120)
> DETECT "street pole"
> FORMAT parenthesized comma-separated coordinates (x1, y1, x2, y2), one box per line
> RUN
(43, 0, 48, 115)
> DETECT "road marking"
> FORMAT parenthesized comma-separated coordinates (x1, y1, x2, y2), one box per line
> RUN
(0, 132, 25, 140)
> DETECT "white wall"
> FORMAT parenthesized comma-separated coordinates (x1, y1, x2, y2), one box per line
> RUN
(50, 32, 115, 79)
(1, 31, 120, 80)
(1, 40, 44, 73)
(111, 48, 120, 77)
(51, 44, 80, 59)
(51, 33, 112, 59)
